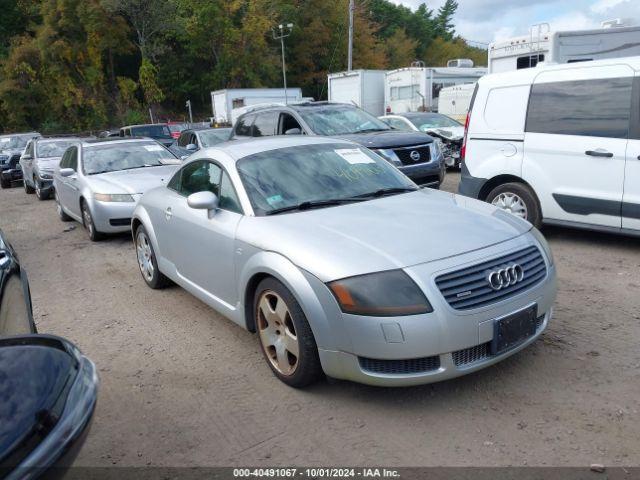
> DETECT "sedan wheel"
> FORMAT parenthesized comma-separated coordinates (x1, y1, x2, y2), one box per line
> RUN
(55, 190, 72, 221)
(136, 231, 155, 283)
(23, 178, 34, 194)
(81, 202, 103, 241)
(257, 290, 300, 376)
(254, 278, 322, 387)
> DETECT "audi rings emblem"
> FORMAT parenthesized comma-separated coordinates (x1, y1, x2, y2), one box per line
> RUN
(486, 264, 524, 291)
(409, 150, 421, 162)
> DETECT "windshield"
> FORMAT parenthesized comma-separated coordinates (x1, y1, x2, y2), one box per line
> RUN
(130, 125, 172, 139)
(83, 141, 178, 175)
(407, 114, 461, 131)
(296, 106, 391, 136)
(237, 143, 416, 215)
(0, 135, 32, 150)
(199, 129, 231, 147)
(36, 140, 77, 158)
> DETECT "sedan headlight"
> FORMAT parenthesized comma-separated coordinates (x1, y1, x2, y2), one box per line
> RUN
(530, 227, 554, 266)
(328, 270, 433, 316)
(373, 149, 402, 167)
(94, 193, 135, 202)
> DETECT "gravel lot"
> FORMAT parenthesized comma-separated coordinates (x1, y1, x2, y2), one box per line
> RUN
(1, 172, 639, 468)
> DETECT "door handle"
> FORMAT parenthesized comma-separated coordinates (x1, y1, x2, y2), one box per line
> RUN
(165, 207, 172, 220)
(585, 150, 613, 158)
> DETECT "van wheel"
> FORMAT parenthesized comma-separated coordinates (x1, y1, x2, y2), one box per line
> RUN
(486, 182, 541, 228)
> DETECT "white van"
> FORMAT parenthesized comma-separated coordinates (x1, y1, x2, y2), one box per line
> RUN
(458, 56, 640, 236)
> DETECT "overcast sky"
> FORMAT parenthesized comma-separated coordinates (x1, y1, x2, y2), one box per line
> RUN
(392, 0, 640, 45)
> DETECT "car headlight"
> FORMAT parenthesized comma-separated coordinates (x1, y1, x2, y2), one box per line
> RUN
(94, 193, 135, 202)
(328, 270, 433, 316)
(431, 140, 443, 159)
(39, 170, 53, 179)
(373, 149, 402, 167)
(530, 227, 554, 266)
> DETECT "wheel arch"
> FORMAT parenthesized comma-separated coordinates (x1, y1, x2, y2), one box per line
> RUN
(479, 174, 535, 201)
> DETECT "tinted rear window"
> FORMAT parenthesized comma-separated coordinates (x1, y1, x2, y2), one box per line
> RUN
(525, 77, 632, 139)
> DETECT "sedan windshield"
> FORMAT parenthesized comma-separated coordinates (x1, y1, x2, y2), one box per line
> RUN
(407, 114, 461, 131)
(130, 125, 172, 139)
(296, 106, 391, 136)
(83, 142, 178, 175)
(237, 143, 416, 215)
(0, 135, 32, 150)
(37, 140, 77, 158)
(199, 129, 231, 147)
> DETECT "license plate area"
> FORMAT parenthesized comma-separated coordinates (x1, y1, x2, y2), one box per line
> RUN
(491, 305, 537, 355)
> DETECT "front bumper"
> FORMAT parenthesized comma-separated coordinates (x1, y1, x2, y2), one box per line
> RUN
(90, 199, 137, 234)
(399, 160, 444, 188)
(305, 236, 557, 387)
(0, 166, 23, 182)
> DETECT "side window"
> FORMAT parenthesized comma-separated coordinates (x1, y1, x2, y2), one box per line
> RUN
(190, 133, 198, 146)
(278, 113, 302, 135)
(389, 118, 411, 131)
(219, 172, 242, 214)
(517, 54, 544, 70)
(253, 112, 277, 137)
(175, 160, 221, 197)
(177, 132, 189, 147)
(235, 114, 256, 137)
(59, 149, 70, 169)
(526, 77, 633, 139)
(24, 141, 34, 157)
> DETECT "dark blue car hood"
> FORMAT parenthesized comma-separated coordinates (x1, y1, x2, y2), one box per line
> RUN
(334, 130, 434, 149)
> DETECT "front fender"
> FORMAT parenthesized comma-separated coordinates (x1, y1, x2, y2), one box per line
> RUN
(131, 206, 162, 265)
(237, 249, 333, 349)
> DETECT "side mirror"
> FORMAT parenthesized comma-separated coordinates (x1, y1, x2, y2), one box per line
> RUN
(59, 168, 75, 178)
(187, 191, 219, 211)
(284, 128, 302, 135)
(0, 335, 98, 475)
(186, 144, 197, 151)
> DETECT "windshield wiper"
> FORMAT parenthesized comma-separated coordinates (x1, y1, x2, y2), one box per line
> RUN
(265, 197, 365, 216)
(354, 187, 418, 199)
(352, 128, 389, 134)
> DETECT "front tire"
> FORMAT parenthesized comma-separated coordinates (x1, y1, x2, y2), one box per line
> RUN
(23, 178, 35, 194)
(135, 225, 170, 289)
(254, 277, 323, 388)
(486, 182, 542, 228)
(81, 200, 103, 241)
(0, 176, 10, 189)
(35, 180, 49, 200)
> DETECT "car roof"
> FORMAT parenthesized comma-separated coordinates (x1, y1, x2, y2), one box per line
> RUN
(121, 123, 169, 128)
(199, 136, 357, 161)
(239, 101, 352, 116)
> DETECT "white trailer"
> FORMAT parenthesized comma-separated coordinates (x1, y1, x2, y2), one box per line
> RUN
(384, 66, 486, 114)
(327, 70, 386, 116)
(437, 83, 477, 122)
(488, 20, 640, 74)
(211, 88, 303, 125)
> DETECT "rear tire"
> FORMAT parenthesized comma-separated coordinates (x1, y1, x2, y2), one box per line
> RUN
(254, 277, 323, 388)
(486, 182, 542, 228)
(81, 200, 104, 241)
(135, 225, 170, 289)
(55, 190, 72, 221)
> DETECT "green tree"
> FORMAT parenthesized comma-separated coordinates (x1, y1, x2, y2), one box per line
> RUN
(435, 0, 458, 41)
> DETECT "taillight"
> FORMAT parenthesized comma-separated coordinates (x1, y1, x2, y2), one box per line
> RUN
(386, 106, 391, 113)
(460, 111, 471, 161)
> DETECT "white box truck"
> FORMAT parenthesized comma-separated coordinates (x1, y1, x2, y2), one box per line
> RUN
(488, 20, 640, 74)
(384, 65, 486, 114)
(327, 70, 386, 116)
(211, 88, 303, 125)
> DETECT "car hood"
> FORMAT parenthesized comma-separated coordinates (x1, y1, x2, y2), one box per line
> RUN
(424, 126, 464, 141)
(37, 157, 62, 170)
(238, 189, 531, 282)
(88, 165, 178, 195)
(334, 130, 434, 149)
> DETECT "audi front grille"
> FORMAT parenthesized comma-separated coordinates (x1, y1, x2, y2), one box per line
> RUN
(435, 245, 547, 310)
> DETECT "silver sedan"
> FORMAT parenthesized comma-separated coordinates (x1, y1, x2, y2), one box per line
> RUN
(53, 138, 181, 241)
(132, 136, 557, 388)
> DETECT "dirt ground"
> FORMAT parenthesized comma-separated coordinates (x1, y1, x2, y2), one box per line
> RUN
(1, 172, 639, 468)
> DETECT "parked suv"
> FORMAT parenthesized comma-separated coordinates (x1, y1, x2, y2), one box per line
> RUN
(0, 132, 40, 189)
(459, 56, 640, 235)
(20, 137, 81, 200)
(230, 102, 445, 188)
(120, 124, 174, 147)
(177, 127, 232, 152)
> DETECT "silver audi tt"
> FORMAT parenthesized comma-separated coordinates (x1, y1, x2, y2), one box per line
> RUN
(132, 136, 557, 387)
(53, 138, 181, 241)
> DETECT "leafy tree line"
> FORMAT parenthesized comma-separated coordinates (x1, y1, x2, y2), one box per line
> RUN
(0, 0, 486, 133)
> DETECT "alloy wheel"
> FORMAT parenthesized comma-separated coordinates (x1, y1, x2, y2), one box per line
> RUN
(491, 192, 528, 219)
(82, 205, 94, 237)
(257, 290, 299, 376)
(136, 231, 155, 282)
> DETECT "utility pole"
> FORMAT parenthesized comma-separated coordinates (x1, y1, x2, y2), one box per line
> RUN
(273, 23, 294, 104)
(185, 99, 193, 124)
(347, 0, 354, 71)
